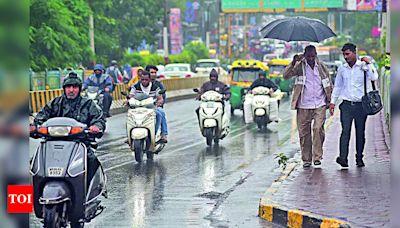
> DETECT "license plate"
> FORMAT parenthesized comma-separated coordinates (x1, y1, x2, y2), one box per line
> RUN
(207, 103, 215, 108)
(48, 167, 64, 177)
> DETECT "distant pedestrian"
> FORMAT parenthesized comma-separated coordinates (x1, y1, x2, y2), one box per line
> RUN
(106, 60, 123, 91)
(283, 45, 333, 168)
(122, 64, 132, 84)
(329, 43, 379, 168)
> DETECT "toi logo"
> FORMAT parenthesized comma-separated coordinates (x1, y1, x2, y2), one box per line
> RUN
(8, 185, 33, 213)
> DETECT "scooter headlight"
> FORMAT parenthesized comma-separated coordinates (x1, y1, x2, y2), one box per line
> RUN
(67, 145, 85, 177)
(48, 127, 71, 137)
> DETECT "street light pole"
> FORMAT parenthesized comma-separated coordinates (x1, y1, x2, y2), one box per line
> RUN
(163, 0, 169, 62)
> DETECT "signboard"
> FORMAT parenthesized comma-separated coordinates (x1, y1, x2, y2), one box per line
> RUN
(222, 0, 344, 11)
(347, 0, 357, 10)
(169, 8, 183, 54)
(263, 0, 301, 9)
(222, 0, 259, 11)
(356, 0, 378, 10)
(305, 0, 343, 8)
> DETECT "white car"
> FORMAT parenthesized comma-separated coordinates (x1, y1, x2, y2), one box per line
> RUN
(156, 65, 165, 79)
(163, 64, 196, 79)
(194, 59, 227, 77)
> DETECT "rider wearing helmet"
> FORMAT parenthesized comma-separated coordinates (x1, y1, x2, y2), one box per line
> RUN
(83, 64, 114, 117)
(32, 72, 106, 186)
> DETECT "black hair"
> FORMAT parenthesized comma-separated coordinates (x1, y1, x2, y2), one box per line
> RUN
(341, 43, 356, 53)
(145, 65, 158, 72)
(259, 71, 266, 76)
(141, 71, 150, 77)
(304, 45, 316, 54)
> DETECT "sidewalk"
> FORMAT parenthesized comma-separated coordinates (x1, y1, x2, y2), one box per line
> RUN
(259, 111, 391, 228)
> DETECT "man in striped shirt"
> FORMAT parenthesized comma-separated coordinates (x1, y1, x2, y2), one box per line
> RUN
(130, 71, 168, 143)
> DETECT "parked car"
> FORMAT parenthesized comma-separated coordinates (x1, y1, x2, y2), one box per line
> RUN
(194, 59, 227, 77)
(156, 65, 165, 79)
(163, 63, 196, 79)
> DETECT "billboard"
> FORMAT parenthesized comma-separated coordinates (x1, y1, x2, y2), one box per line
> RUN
(356, 0, 379, 11)
(222, 0, 344, 11)
(263, 0, 301, 9)
(169, 8, 183, 54)
(305, 0, 343, 8)
(222, 0, 259, 11)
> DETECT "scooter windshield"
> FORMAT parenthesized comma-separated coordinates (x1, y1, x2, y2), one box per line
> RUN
(87, 86, 100, 93)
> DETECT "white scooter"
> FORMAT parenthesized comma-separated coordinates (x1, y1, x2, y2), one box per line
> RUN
(121, 91, 166, 162)
(84, 86, 104, 107)
(194, 89, 230, 146)
(244, 86, 282, 130)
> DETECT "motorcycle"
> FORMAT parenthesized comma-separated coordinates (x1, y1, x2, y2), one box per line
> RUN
(121, 91, 166, 162)
(194, 89, 230, 146)
(30, 117, 107, 228)
(243, 86, 281, 130)
(84, 86, 104, 108)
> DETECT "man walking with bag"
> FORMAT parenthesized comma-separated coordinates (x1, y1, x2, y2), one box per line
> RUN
(283, 45, 333, 168)
(329, 43, 379, 168)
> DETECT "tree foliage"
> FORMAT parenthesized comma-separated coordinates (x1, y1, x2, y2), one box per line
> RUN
(30, 0, 164, 71)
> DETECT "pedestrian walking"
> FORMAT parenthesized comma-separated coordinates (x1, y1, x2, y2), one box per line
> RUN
(329, 43, 379, 168)
(283, 45, 333, 168)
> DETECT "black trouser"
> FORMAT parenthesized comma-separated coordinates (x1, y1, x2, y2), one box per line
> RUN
(339, 100, 368, 162)
(102, 92, 113, 115)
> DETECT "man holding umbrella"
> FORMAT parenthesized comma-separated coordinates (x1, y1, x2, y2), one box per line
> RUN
(283, 45, 333, 168)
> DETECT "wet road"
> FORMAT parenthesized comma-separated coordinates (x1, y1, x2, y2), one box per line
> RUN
(30, 97, 298, 227)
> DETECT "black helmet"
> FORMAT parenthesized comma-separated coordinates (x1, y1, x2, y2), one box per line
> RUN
(63, 72, 82, 88)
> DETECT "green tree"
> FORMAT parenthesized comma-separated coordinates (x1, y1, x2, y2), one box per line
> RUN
(30, 0, 93, 71)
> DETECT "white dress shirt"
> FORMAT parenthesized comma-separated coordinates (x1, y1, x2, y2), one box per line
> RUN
(331, 60, 379, 104)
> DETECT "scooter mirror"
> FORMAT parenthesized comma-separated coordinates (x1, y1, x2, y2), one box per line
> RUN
(193, 88, 199, 93)
(121, 91, 128, 96)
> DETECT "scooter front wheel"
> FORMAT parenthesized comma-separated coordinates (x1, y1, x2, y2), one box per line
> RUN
(133, 140, 144, 162)
(43, 205, 61, 228)
(205, 128, 213, 146)
(255, 116, 264, 130)
(70, 221, 84, 228)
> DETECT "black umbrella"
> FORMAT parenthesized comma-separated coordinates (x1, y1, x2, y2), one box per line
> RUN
(260, 16, 336, 43)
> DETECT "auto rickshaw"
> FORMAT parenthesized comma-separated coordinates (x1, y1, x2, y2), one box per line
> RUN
(229, 60, 269, 115)
(267, 59, 293, 94)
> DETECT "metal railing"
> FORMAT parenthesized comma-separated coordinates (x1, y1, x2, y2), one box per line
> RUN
(29, 76, 221, 113)
(379, 67, 390, 126)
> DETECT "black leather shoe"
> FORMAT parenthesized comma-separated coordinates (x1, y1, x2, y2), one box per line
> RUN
(356, 160, 365, 167)
(336, 157, 349, 168)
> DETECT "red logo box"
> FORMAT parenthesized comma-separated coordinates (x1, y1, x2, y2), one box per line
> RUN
(8, 185, 33, 213)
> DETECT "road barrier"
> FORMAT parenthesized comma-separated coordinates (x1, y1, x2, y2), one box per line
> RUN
(379, 67, 390, 126)
(29, 76, 221, 113)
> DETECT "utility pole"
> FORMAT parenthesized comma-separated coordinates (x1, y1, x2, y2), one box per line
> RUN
(244, 14, 247, 51)
(385, 0, 390, 53)
(89, 14, 95, 55)
(163, 0, 169, 63)
(217, 0, 221, 58)
(88, 0, 95, 55)
(228, 14, 231, 58)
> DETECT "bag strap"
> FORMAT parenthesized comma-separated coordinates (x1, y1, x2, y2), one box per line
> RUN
(364, 70, 376, 95)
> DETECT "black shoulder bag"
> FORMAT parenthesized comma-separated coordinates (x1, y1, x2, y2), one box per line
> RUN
(361, 70, 382, 115)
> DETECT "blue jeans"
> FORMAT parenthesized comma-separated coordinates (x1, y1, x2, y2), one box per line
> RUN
(155, 107, 168, 135)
